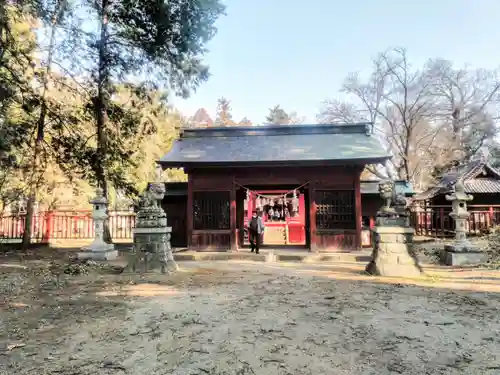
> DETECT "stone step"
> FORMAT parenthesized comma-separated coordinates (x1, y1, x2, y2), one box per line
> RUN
(263, 227, 287, 245)
(170, 251, 372, 263)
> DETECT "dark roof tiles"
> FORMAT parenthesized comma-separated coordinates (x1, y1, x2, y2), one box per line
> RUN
(159, 123, 391, 167)
(415, 158, 500, 199)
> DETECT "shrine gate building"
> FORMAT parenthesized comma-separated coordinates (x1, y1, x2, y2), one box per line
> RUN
(159, 123, 391, 252)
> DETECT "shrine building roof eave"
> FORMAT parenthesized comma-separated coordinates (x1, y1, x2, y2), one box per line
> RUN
(159, 123, 391, 168)
(158, 157, 391, 169)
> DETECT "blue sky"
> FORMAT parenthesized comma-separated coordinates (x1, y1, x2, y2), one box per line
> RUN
(171, 0, 500, 124)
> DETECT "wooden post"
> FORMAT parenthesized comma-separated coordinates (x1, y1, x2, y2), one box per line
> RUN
(187, 174, 193, 249)
(439, 207, 444, 238)
(299, 193, 305, 244)
(309, 183, 317, 252)
(42, 211, 54, 244)
(230, 179, 237, 251)
(354, 169, 362, 249)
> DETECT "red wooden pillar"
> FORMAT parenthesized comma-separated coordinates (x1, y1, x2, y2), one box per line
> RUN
(354, 168, 362, 249)
(187, 174, 193, 249)
(309, 182, 317, 252)
(230, 179, 237, 251)
(299, 193, 305, 243)
(42, 211, 54, 243)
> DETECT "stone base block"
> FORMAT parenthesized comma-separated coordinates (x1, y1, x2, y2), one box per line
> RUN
(366, 225, 422, 278)
(444, 243, 479, 253)
(78, 248, 118, 261)
(266, 251, 277, 263)
(366, 260, 422, 278)
(441, 250, 488, 266)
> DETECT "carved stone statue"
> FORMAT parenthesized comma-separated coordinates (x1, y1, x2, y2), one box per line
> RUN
(366, 179, 421, 277)
(375, 180, 409, 226)
(126, 179, 178, 274)
(377, 180, 395, 216)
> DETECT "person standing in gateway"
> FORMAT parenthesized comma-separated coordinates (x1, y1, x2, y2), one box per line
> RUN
(248, 210, 264, 254)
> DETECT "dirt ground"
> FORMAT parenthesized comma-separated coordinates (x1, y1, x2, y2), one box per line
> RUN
(1, 255, 500, 375)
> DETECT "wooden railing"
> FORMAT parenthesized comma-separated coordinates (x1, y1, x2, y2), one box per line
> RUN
(360, 205, 500, 247)
(0, 210, 136, 242)
(3, 205, 498, 245)
(410, 205, 500, 238)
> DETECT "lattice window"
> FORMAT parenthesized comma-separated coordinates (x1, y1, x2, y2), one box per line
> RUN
(315, 190, 355, 230)
(193, 191, 230, 230)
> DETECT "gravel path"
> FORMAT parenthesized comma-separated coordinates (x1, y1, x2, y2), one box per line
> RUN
(2, 261, 500, 374)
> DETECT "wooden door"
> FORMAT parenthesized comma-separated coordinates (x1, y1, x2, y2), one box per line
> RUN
(163, 198, 187, 248)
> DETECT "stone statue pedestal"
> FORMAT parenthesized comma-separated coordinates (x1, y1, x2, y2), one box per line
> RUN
(125, 181, 178, 274)
(126, 226, 178, 273)
(441, 242, 487, 266)
(366, 226, 422, 278)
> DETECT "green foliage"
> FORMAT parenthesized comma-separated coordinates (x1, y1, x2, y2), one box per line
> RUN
(68, 0, 225, 198)
(0, 6, 39, 206)
(1, 0, 223, 211)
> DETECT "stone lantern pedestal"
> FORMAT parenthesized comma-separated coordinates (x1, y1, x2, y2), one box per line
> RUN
(78, 188, 118, 261)
(441, 181, 487, 266)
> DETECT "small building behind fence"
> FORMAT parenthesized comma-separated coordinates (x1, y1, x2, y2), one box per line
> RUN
(413, 149, 500, 237)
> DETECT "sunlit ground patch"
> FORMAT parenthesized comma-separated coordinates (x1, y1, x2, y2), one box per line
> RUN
(97, 284, 184, 297)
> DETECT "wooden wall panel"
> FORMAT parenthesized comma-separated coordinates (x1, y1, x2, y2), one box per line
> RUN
(191, 230, 231, 251)
(190, 173, 232, 191)
(162, 200, 187, 248)
(188, 166, 357, 189)
(186, 165, 363, 252)
(314, 230, 357, 251)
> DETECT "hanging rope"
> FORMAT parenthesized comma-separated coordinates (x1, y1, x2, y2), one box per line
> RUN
(233, 180, 310, 201)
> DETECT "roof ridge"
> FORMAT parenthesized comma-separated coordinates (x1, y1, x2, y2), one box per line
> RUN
(180, 123, 374, 139)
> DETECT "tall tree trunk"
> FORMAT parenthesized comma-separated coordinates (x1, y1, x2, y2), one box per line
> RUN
(96, 0, 112, 243)
(0, 5, 6, 62)
(22, 1, 65, 249)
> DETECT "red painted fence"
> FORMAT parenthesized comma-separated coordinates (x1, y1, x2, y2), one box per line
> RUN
(410, 205, 500, 237)
(2, 205, 499, 244)
(0, 210, 136, 242)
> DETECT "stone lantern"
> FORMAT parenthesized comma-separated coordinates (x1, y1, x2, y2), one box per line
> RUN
(445, 180, 473, 244)
(78, 188, 117, 260)
(442, 180, 486, 265)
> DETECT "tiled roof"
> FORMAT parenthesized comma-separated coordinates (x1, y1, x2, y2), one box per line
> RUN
(159, 123, 391, 167)
(360, 180, 415, 196)
(464, 179, 500, 194)
(415, 158, 500, 200)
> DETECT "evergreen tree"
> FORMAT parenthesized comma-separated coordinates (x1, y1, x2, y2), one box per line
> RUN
(265, 105, 290, 125)
(50, 0, 225, 241)
(238, 117, 252, 126)
(215, 97, 234, 126)
(190, 108, 213, 127)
